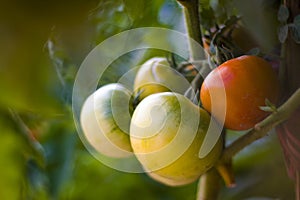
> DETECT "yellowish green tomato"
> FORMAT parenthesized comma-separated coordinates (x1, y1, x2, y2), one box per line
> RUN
(133, 57, 189, 101)
(80, 83, 133, 158)
(130, 92, 223, 186)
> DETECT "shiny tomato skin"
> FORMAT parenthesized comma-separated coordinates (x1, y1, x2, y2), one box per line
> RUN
(200, 55, 279, 130)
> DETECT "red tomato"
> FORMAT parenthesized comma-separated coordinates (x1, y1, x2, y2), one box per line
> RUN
(200, 55, 279, 130)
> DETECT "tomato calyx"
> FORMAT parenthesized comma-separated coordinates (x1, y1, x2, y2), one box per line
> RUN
(259, 98, 279, 113)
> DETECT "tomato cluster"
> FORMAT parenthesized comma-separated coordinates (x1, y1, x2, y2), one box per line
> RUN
(80, 55, 279, 186)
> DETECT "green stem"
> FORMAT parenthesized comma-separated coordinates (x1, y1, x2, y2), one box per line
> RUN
(197, 168, 222, 200)
(215, 158, 236, 188)
(220, 88, 300, 162)
(177, 0, 203, 61)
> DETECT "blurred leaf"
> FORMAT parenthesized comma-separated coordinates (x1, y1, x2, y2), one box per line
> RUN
(278, 25, 288, 43)
(9, 110, 46, 167)
(290, 25, 300, 44)
(209, 0, 219, 10)
(210, 43, 217, 54)
(244, 197, 280, 200)
(0, 124, 25, 200)
(158, 0, 184, 30)
(294, 14, 300, 27)
(47, 36, 79, 104)
(199, 0, 210, 9)
(0, 44, 62, 114)
(278, 4, 289, 23)
(199, 5, 216, 30)
(246, 47, 261, 56)
(26, 159, 48, 200)
(59, 150, 197, 200)
(0, 0, 98, 115)
(32, 107, 77, 199)
(209, 0, 237, 24)
(91, 0, 165, 45)
(123, 0, 146, 21)
(0, 109, 47, 200)
(234, 0, 279, 52)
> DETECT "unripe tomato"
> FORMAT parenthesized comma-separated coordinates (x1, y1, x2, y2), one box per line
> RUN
(130, 92, 223, 186)
(133, 57, 189, 101)
(200, 55, 279, 130)
(80, 83, 132, 158)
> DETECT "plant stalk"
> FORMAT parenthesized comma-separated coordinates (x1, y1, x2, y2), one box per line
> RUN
(177, 0, 203, 61)
(197, 168, 222, 200)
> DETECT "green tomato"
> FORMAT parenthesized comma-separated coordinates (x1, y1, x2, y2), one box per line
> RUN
(133, 57, 189, 101)
(130, 92, 223, 186)
(80, 83, 133, 158)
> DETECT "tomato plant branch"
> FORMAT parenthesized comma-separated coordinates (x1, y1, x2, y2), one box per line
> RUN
(196, 168, 221, 200)
(177, 0, 203, 61)
(220, 88, 300, 162)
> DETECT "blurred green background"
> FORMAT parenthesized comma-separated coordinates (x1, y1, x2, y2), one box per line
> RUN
(0, 0, 294, 199)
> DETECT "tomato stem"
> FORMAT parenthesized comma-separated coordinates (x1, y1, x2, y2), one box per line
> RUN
(196, 168, 221, 200)
(215, 159, 236, 188)
(177, 0, 204, 61)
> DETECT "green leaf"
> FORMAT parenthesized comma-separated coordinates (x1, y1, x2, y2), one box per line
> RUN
(210, 43, 216, 54)
(123, 0, 146, 21)
(199, 0, 211, 10)
(278, 25, 288, 43)
(246, 47, 260, 56)
(209, 0, 219, 11)
(294, 14, 300, 27)
(290, 25, 300, 44)
(199, 6, 216, 30)
(291, 15, 300, 44)
(278, 5, 289, 23)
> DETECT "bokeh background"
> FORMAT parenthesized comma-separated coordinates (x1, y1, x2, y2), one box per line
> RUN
(0, 0, 294, 199)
